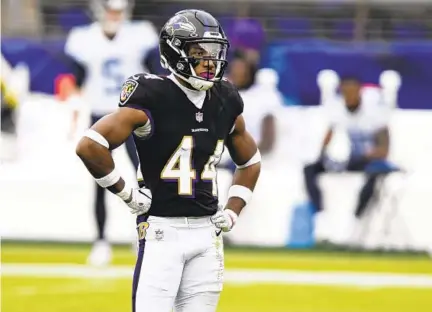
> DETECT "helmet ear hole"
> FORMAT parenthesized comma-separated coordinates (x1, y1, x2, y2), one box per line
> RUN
(176, 61, 186, 71)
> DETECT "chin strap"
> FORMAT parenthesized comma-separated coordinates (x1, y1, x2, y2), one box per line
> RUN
(172, 71, 214, 91)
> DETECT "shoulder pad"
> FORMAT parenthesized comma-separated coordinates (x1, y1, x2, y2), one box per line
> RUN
(64, 25, 92, 62)
(135, 73, 164, 82)
(219, 77, 235, 89)
(217, 79, 244, 117)
(118, 73, 165, 109)
(362, 86, 384, 107)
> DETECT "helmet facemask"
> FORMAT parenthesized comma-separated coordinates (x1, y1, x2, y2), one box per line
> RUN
(161, 38, 229, 91)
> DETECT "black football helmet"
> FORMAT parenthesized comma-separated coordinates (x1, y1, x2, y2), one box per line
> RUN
(159, 10, 230, 91)
(91, 0, 134, 35)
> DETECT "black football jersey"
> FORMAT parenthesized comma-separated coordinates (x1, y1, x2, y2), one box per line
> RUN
(118, 73, 244, 217)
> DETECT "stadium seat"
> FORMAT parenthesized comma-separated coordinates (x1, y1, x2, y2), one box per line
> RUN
(332, 20, 355, 40)
(57, 7, 91, 32)
(391, 22, 429, 39)
(274, 17, 315, 38)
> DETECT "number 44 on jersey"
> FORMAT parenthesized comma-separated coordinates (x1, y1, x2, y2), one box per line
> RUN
(161, 136, 224, 196)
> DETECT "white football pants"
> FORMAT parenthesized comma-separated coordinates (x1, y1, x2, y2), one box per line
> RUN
(132, 215, 224, 312)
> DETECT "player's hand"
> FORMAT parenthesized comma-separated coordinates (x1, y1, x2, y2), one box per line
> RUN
(124, 187, 152, 215)
(211, 208, 238, 232)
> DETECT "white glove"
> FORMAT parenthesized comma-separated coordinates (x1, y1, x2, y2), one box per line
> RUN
(211, 208, 238, 232)
(123, 187, 152, 215)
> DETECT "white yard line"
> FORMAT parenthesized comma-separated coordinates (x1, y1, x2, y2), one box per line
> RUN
(2, 264, 432, 288)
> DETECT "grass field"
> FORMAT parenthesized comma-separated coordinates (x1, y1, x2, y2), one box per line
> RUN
(2, 243, 432, 312)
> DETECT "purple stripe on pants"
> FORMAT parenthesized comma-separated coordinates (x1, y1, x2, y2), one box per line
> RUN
(132, 214, 149, 312)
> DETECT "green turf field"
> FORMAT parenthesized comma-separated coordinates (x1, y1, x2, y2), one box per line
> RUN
(2, 243, 432, 312)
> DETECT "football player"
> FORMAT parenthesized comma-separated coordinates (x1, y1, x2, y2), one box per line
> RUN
(304, 76, 391, 218)
(76, 9, 261, 312)
(63, 0, 159, 266)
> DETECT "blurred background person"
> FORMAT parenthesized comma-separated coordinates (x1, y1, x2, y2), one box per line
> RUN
(304, 76, 394, 225)
(0, 55, 30, 162)
(62, 0, 159, 266)
(227, 55, 282, 158)
(222, 3, 266, 66)
(1, 56, 18, 139)
(0, 84, 18, 137)
(218, 54, 283, 196)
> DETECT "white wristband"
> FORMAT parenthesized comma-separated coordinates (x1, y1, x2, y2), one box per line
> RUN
(228, 185, 253, 205)
(95, 169, 121, 188)
(116, 184, 132, 201)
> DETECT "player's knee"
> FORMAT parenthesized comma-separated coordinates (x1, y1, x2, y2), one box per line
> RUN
(75, 137, 94, 159)
(304, 163, 318, 178)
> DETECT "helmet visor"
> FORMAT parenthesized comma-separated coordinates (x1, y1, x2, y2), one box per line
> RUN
(183, 41, 228, 81)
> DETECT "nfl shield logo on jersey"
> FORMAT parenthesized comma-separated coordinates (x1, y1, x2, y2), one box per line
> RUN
(195, 112, 203, 123)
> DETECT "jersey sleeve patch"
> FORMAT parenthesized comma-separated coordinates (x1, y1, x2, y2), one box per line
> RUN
(119, 79, 139, 105)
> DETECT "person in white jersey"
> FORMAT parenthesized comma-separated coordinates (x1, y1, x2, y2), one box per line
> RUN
(304, 76, 392, 219)
(221, 56, 282, 173)
(63, 0, 159, 266)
